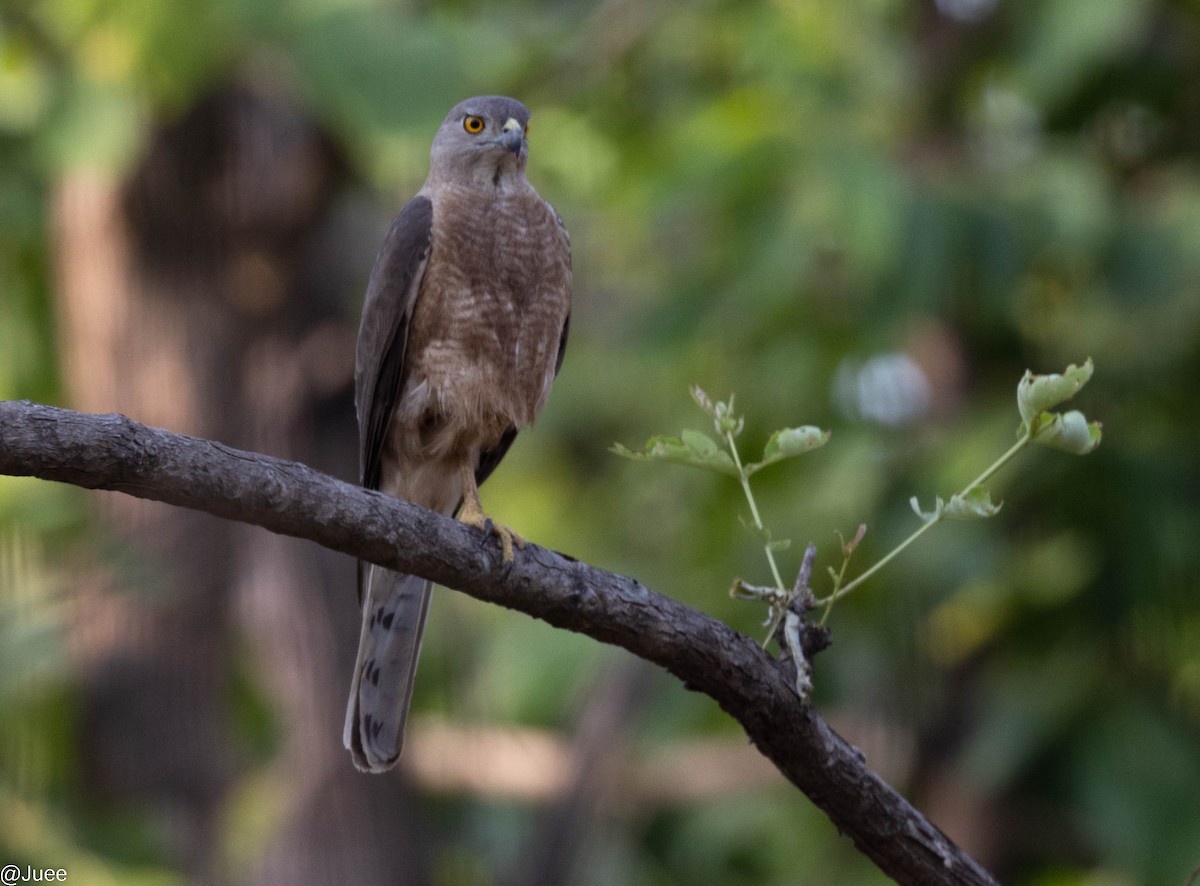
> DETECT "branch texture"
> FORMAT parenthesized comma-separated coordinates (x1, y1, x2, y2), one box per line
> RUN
(0, 400, 998, 885)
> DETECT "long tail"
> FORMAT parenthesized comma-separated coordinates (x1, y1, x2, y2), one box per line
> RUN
(343, 566, 433, 772)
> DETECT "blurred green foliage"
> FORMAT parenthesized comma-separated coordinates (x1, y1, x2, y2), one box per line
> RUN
(3, 0, 1200, 883)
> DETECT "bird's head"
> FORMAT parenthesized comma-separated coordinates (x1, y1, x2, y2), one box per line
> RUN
(428, 96, 532, 192)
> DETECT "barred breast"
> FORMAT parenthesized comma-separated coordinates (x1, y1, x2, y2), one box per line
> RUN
(399, 183, 571, 462)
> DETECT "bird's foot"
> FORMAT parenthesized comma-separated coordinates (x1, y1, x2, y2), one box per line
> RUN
(458, 496, 526, 563)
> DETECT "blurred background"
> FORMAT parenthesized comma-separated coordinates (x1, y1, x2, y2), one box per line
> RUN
(2, 0, 1199, 883)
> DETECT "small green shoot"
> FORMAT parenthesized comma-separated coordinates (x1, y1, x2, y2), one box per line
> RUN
(814, 359, 1101, 617)
(613, 360, 1102, 655)
(612, 386, 829, 647)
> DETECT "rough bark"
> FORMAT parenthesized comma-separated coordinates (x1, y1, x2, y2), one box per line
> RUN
(0, 400, 1000, 886)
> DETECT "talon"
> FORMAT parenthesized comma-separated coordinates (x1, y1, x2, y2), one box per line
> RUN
(457, 461, 526, 564)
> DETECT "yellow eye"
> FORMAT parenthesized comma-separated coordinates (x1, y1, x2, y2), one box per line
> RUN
(463, 115, 485, 134)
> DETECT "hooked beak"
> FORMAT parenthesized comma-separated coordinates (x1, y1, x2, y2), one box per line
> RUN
(498, 118, 525, 155)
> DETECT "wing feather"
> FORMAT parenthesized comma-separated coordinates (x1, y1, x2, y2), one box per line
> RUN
(355, 195, 434, 492)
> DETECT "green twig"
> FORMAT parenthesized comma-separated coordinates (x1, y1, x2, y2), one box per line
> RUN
(725, 429, 787, 592)
(815, 428, 1034, 615)
(961, 432, 1031, 499)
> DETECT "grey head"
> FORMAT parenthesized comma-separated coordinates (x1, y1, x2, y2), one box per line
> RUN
(427, 96, 533, 191)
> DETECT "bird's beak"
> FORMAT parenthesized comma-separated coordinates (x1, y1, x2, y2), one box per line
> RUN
(499, 118, 525, 155)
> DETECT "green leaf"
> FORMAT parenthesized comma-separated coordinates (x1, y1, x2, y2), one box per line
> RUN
(744, 426, 830, 476)
(945, 486, 1002, 519)
(911, 495, 944, 523)
(610, 430, 739, 477)
(911, 488, 1001, 522)
(767, 538, 792, 552)
(1017, 358, 1094, 425)
(1029, 410, 1103, 455)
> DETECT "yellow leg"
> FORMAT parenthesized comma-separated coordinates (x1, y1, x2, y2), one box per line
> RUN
(457, 461, 526, 562)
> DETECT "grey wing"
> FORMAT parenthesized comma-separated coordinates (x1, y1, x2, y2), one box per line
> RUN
(547, 202, 572, 378)
(346, 195, 436, 769)
(355, 194, 434, 492)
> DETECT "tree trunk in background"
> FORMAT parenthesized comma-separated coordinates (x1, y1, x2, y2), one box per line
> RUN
(515, 658, 655, 886)
(51, 79, 429, 886)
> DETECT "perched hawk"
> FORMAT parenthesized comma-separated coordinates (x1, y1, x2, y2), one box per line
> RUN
(344, 96, 572, 773)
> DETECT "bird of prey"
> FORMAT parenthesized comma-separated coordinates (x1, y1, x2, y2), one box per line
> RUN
(344, 96, 572, 773)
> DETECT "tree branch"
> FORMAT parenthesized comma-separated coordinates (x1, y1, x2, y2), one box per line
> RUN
(0, 400, 998, 885)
